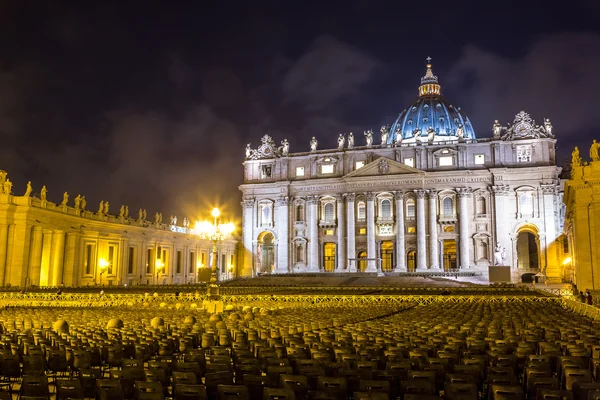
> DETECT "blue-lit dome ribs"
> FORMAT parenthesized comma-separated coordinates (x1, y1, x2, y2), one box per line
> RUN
(387, 58, 476, 145)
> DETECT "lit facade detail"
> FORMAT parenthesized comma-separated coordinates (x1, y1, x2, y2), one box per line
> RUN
(240, 60, 563, 282)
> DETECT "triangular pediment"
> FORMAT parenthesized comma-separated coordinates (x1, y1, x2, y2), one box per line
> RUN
(344, 156, 425, 179)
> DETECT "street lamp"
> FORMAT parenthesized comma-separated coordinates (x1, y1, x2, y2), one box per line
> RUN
(98, 258, 109, 286)
(194, 207, 235, 299)
(155, 259, 165, 285)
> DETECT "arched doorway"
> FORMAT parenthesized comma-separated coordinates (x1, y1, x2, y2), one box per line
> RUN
(257, 231, 275, 274)
(381, 241, 394, 272)
(443, 240, 457, 271)
(516, 227, 539, 270)
(407, 250, 416, 272)
(323, 243, 336, 272)
(357, 251, 367, 272)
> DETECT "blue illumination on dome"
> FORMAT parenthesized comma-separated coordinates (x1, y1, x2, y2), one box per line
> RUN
(387, 58, 476, 144)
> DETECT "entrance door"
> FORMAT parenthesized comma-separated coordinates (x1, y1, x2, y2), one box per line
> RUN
(258, 232, 275, 273)
(407, 250, 416, 272)
(381, 241, 394, 272)
(323, 243, 336, 272)
(357, 251, 367, 272)
(517, 231, 539, 269)
(443, 240, 457, 271)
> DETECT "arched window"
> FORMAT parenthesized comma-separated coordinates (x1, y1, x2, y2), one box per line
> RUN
(519, 192, 534, 216)
(357, 202, 366, 220)
(261, 204, 272, 226)
(406, 199, 415, 218)
(324, 203, 334, 222)
(442, 197, 454, 217)
(296, 205, 304, 222)
(476, 197, 486, 214)
(381, 199, 392, 219)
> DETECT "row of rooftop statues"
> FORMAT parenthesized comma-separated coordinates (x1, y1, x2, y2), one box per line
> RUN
(571, 140, 600, 168)
(0, 171, 192, 228)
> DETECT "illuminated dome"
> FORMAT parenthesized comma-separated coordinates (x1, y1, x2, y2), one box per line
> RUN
(387, 58, 476, 144)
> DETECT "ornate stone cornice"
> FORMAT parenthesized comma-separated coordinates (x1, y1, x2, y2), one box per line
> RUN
(345, 193, 356, 202)
(414, 189, 426, 199)
(366, 192, 376, 201)
(455, 187, 473, 197)
(242, 197, 255, 207)
(490, 185, 511, 196)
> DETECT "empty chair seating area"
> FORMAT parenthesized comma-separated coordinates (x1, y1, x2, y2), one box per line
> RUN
(0, 296, 597, 400)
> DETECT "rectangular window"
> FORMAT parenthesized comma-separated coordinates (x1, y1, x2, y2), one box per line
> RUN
(517, 145, 532, 162)
(85, 244, 93, 275)
(146, 249, 152, 273)
(474, 154, 485, 165)
(563, 238, 569, 254)
(128, 247, 134, 274)
(404, 158, 414, 167)
(189, 252, 195, 273)
(407, 226, 416, 233)
(296, 166, 305, 177)
(355, 161, 365, 170)
(439, 156, 453, 166)
(324, 229, 334, 236)
(359, 228, 367, 235)
(176, 250, 182, 274)
(221, 254, 226, 273)
(321, 164, 334, 174)
(201, 252, 206, 268)
(107, 246, 115, 274)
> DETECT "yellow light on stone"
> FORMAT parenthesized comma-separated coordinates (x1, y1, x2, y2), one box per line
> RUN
(98, 258, 109, 270)
(563, 257, 572, 265)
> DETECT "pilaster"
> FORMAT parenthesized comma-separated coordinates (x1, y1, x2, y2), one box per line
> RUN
(28, 227, 43, 287)
(366, 192, 377, 272)
(336, 195, 346, 271)
(276, 196, 289, 273)
(457, 187, 472, 269)
(428, 190, 439, 269)
(346, 194, 356, 272)
(415, 189, 427, 269)
(307, 196, 319, 271)
(394, 192, 406, 271)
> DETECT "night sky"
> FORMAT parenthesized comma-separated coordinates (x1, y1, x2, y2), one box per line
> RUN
(1, 1, 599, 224)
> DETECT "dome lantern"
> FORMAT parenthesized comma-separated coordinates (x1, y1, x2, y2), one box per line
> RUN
(419, 57, 441, 96)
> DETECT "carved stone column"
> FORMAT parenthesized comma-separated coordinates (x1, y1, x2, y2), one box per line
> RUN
(415, 189, 427, 270)
(457, 188, 472, 269)
(366, 192, 377, 272)
(63, 232, 80, 286)
(346, 194, 356, 272)
(428, 190, 439, 269)
(276, 197, 289, 273)
(307, 196, 320, 272)
(50, 230, 65, 286)
(0, 224, 8, 287)
(28, 226, 43, 287)
(541, 184, 558, 277)
(394, 191, 406, 271)
(241, 197, 255, 277)
(491, 185, 512, 267)
(336, 195, 346, 271)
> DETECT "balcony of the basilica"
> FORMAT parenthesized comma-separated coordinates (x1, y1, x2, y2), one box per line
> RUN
(319, 219, 336, 228)
(438, 214, 458, 224)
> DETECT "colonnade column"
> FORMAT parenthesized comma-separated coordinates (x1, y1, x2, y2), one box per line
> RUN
(346, 194, 356, 272)
(457, 187, 472, 269)
(242, 197, 255, 277)
(541, 185, 559, 277)
(29, 227, 43, 287)
(428, 190, 439, 269)
(276, 196, 289, 273)
(394, 192, 406, 271)
(0, 225, 8, 287)
(307, 196, 319, 271)
(50, 230, 65, 286)
(415, 189, 427, 270)
(366, 192, 377, 272)
(336, 195, 346, 271)
(63, 232, 80, 286)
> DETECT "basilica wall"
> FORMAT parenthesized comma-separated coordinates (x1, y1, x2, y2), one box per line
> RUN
(0, 172, 237, 287)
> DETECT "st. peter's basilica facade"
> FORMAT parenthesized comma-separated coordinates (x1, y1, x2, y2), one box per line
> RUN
(240, 60, 565, 282)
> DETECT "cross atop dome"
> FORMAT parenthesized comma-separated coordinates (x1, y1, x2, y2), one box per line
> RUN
(419, 56, 441, 96)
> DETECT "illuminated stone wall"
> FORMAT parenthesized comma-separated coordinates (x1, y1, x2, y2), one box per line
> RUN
(0, 173, 237, 287)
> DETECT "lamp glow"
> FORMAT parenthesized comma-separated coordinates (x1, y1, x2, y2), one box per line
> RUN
(98, 259, 109, 270)
(563, 257, 572, 265)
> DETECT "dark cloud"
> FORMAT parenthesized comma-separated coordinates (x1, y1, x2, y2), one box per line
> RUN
(444, 33, 600, 154)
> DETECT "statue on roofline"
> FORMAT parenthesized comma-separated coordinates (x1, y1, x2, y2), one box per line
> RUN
(74, 195, 81, 210)
(61, 192, 69, 206)
(492, 120, 502, 139)
(457, 124, 465, 142)
(155, 212, 160, 224)
(364, 129, 373, 147)
(98, 201, 104, 215)
(80, 196, 86, 210)
(103, 201, 109, 215)
(413, 128, 422, 144)
(24, 182, 32, 197)
(119, 206, 125, 218)
(124, 206, 129, 218)
(395, 127, 402, 146)
(544, 118, 553, 137)
(280, 139, 289, 155)
(138, 209, 143, 221)
(337, 133, 344, 150)
(245, 144, 252, 159)
(572, 146, 582, 168)
(310, 137, 318, 152)
(380, 125, 389, 146)
(427, 126, 436, 144)
(347, 132, 354, 149)
(590, 140, 600, 162)
(3, 179, 12, 195)
(143, 209, 147, 221)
